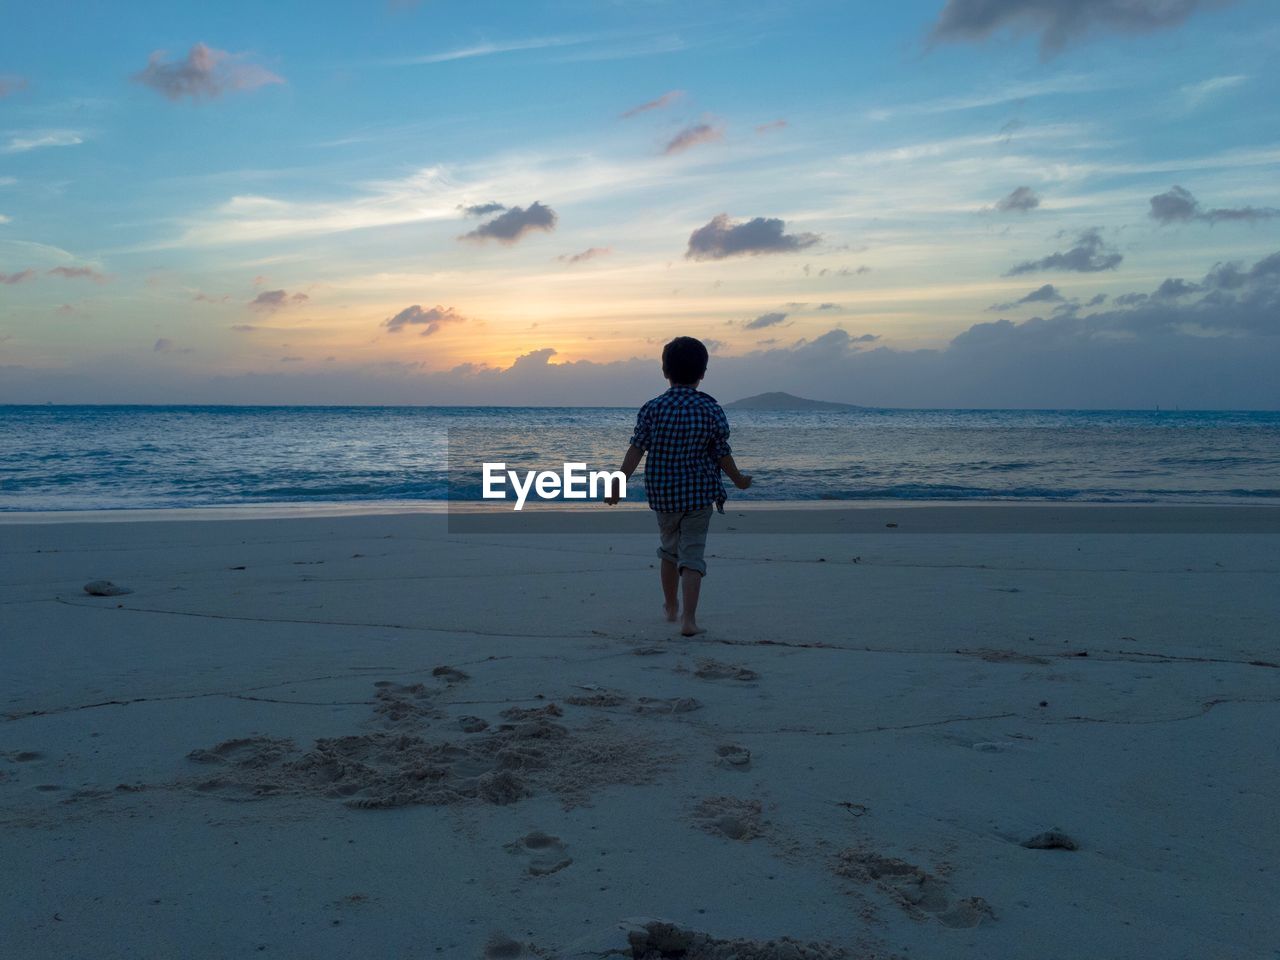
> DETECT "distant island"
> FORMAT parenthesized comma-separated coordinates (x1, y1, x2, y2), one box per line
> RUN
(725, 391, 866, 411)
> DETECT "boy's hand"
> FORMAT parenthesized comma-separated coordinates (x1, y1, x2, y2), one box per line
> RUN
(733, 474, 753, 490)
(604, 477, 622, 505)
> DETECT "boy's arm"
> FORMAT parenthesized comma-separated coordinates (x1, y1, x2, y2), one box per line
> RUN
(719, 454, 752, 490)
(710, 404, 751, 490)
(605, 445, 644, 505)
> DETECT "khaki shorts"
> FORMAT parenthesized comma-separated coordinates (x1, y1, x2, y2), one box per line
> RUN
(656, 505, 714, 576)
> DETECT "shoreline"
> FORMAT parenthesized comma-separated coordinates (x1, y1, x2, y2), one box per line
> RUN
(2, 499, 1278, 533)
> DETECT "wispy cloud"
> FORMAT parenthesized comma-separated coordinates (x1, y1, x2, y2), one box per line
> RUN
(1006, 228, 1122, 276)
(249, 289, 308, 311)
(0, 269, 35, 285)
(458, 201, 506, 217)
(133, 43, 284, 101)
(48, 265, 107, 282)
(743, 311, 787, 330)
(994, 186, 1041, 213)
(383, 304, 465, 335)
(620, 90, 684, 119)
(557, 246, 611, 265)
(2, 130, 85, 154)
(866, 74, 1106, 121)
(0, 76, 27, 99)
(1179, 74, 1247, 109)
(388, 35, 591, 66)
(663, 122, 723, 156)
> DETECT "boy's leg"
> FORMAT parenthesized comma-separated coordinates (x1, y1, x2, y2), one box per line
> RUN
(675, 507, 713, 636)
(660, 559, 679, 621)
(679, 568, 703, 636)
(655, 512, 682, 621)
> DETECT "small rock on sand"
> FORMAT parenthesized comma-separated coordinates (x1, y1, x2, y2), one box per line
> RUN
(84, 580, 132, 597)
(1022, 830, 1079, 850)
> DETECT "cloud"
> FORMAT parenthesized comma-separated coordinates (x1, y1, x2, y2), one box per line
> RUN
(620, 90, 683, 118)
(928, 0, 1228, 56)
(390, 35, 590, 66)
(995, 185, 1041, 212)
(852, 334, 880, 343)
(743, 311, 788, 330)
(460, 201, 558, 244)
(0, 76, 27, 98)
(558, 246, 611, 264)
(989, 283, 1065, 310)
(8, 250, 1279, 409)
(230, 324, 258, 332)
(1005, 228, 1122, 275)
(133, 42, 284, 101)
(0, 269, 35, 285)
(755, 119, 788, 134)
(152, 338, 191, 355)
(383, 304, 465, 336)
(1179, 74, 1247, 109)
(249, 289, 308, 311)
(686, 214, 820, 261)
(48, 266, 107, 282)
(458, 202, 507, 217)
(193, 292, 230, 303)
(3, 130, 84, 154)
(817, 302, 841, 311)
(663, 122, 723, 155)
(1149, 185, 1279, 225)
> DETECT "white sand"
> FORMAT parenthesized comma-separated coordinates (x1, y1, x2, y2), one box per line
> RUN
(1, 506, 1277, 958)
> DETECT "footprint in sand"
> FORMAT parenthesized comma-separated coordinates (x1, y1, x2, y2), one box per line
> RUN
(834, 850, 994, 928)
(837, 853, 992, 927)
(715, 744, 752, 769)
(693, 659, 759, 682)
(483, 933, 528, 958)
(372, 682, 439, 726)
(692, 796, 763, 841)
(505, 831, 572, 876)
(432, 665, 470, 684)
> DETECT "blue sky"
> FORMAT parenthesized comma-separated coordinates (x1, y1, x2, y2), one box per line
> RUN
(1, 0, 1278, 407)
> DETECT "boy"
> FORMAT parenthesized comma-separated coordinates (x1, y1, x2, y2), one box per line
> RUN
(605, 336, 752, 636)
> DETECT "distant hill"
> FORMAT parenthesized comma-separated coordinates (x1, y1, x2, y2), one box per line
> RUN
(725, 391, 865, 411)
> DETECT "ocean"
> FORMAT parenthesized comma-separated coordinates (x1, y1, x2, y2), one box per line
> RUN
(1, 405, 1278, 512)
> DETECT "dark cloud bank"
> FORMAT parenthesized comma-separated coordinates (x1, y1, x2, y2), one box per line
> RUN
(6, 250, 1277, 409)
(929, 0, 1227, 56)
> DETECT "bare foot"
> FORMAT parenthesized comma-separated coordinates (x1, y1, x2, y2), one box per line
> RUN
(664, 604, 679, 623)
(681, 619, 706, 637)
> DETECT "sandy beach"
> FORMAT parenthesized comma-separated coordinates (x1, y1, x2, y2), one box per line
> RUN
(2, 505, 1277, 959)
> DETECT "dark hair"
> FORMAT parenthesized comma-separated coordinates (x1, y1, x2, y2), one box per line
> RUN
(661, 336, 709, 385)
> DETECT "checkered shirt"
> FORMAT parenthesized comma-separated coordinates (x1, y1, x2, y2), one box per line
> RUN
(629, 385, 732, 512)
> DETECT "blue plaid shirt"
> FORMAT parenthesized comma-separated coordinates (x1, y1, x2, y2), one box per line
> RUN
(629, 385, 732, 513)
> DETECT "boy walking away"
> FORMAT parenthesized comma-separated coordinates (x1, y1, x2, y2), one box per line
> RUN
(606, 337, 752, 636)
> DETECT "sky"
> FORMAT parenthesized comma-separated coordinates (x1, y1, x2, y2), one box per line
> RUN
(1, 0, 1278, 408)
